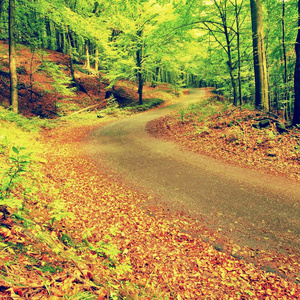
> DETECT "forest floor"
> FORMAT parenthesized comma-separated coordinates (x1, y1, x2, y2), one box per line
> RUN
(1, 41, 300, 299)
(148, 90, 300, 183)
(2, 96, 300, 299)
(37, 111, 300, 299)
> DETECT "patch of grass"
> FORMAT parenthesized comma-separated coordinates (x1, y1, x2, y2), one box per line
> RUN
(126, 98, 164, 112)
(242, 102, 255, 110)
(63, 98, 165, 126)
(56, 102, 82, 117)
(0, 107, 57, 131)
(41, 263, 62, 274)
(66, 292, 98, 300)
(177, 99, 226, 124)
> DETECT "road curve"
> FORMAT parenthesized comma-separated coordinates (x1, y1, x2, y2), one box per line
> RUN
(83, 88, 300, 253)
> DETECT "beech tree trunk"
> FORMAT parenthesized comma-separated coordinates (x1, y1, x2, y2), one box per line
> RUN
(293, 0, 300, 126)
(95, 47, 99, 72)
(209, 0, 238, 106)
(281, 0, 290, 120)
(85, 42, 90, 69)
(235, 0, 243, 105)
(136, 48, 143, 105)
(66, 26, 76, 82)
(136, 30, 143, 105)
(9, 0, 18, 113)
(250, 0, 269, 111)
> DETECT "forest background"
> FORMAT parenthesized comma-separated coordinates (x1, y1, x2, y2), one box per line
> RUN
(2, 0, 300, 123)
(1, 0, 300, 299)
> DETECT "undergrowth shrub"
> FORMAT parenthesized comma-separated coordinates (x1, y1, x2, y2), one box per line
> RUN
(38, 60, 75, 96)
(0, 147, 32, 209)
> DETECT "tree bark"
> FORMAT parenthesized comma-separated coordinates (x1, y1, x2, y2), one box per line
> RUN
(136, 48, 143, 105)
(235, 0, 243, 106)
(210, 0, 238, 106)
(250, 0, 269, 111)
(293, 0, 300, 126)
(66, 26, 76, 82)
(85, 42, 90, 70)
(9, 0, 18, 113)
(95, 47, 99, 72)
(136, 30, 143, 105)
(225, 30, 238, 106)
(281, 0, 290, 120)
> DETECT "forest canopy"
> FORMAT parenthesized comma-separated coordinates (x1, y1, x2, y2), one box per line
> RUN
(1, 0, 300, 124)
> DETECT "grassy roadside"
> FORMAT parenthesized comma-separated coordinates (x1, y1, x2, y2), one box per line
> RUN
(1, 96, 300, 299)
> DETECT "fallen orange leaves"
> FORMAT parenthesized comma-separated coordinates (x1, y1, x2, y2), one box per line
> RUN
(38, 124, 300, 298)
(1, 118, 300, 299)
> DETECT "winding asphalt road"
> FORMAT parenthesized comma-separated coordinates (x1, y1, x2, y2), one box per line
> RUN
(84, 89, 300, 253)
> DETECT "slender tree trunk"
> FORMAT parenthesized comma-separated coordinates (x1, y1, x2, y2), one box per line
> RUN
(85, 42, 90, 69)
(136, 48, 143, 105)
(293, 0, 300, 126)
(225, 34, 238, 105)
(222, 8, 237, 105)
(29, 49, 35, 102)
(66, 27, 75, 80)
(212, 0, 237, 105)
(9, 0, 18, 113)
(66, 26, 79, 89)
(136, 30, 143, 105)
(235, 0, 243, 105)
(281, 0, 290, 120)
(95, 47, 99, 72)
(250, 0, 269, 111)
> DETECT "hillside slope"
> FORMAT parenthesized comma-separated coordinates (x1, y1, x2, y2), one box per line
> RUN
(148, 90, 300, 182)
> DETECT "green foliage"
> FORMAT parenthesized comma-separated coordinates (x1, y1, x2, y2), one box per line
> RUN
(48, 197, 75, 226)
(178, 108, 186, 124)
(101, 96, 120, 116)
(41, 263, 61, 274)
(0, 107, 57, 131)
(13, 212, 34, 228)
(0, 147, 31, 209)
(66, 292, 98, 300)
(95, 239, 121, 259)
(56, 102, 82, 117)
(59, 232, 73, 247)
(242, 102, 255, 110)
(0, 135, 8, 155)
(126, 98, 164, 112)
(38, 60, 75, 96)
(177, 100, 225, 124)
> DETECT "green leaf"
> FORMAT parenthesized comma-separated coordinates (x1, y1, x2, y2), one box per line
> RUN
(1, 176, 11, 190)
(12, 146, 19, 154)
(0, 242, 8, 248)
